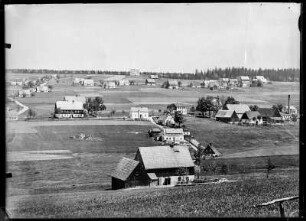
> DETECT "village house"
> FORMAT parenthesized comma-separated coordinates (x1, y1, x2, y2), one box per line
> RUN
(157, 114, 175, 126)
(54, 101, 84, 118)
(130, 69, 140, 76)
(150, 74, 159, 79)
(228, 79, 239, 87)
(83, 79, 94, 86)
(282, 105, 298, 115)
(18, 89, 32, 97)
(145, 79, 156, 86)
(224, 104, 251, 120)
(6, 108, 19, 121)
(130, 107, 149, 119)
(201, 80, 210, 88)
(215, 110, 239, 123)
(118, 79, 130, 86)
(203, 143, 221, 158)
(208, 80, 219, 89)
(110, 145, 195, 189)
(64, 95, 86, 104)
(240, 111, 263, 125)
(258, 108, 283, 124)
(174, 103, 189, 115)
(218, 78, 229, 88)
(36, 85, 49, 93)
(254, 76, 267, 83)
(168, 80, 179, 89)
(238, 76, 250, 87)
(162, 128, 184, 143)
(73, 78, 85, 85)
(10, 79, 23, 86)
(104, 81, 116, 89)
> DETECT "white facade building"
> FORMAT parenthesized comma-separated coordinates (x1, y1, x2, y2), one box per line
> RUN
(130, 107, 149, 119)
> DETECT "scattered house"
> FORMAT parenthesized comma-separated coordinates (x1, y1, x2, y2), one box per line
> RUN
(238, 76, 250, 87)
(240, 111, 263, 125)
(104, 81, 116, 89)
(111, 145, 195, 189)
(175, 103, 189, 115)
(74, 78, 85, 85)
(130, 107, 149, 119)
(18, 89, 31, 97)
(201, 80, 210, 88)
(83, 79, 94, 86)
(130, 69, 140, 76)
(119, 79, 130, 86)
(254, 76, 267, 83)
(258, 108, 282, 124)
(36, 85, 49, 93)
(54, 101, 84, 118)
(10, 80, 23, 86)
(183, 129, 191, 137)
(64, 95, 86, 104)
(228, 79, 238, 87)
(203, 143, 221, 158)
(150, 74, 159, 79)
(157, 114, 175, 126)
(208, 80, 219, 89)
(215, 110, 239, 123)
(145, 79, 156, 86)
(51, 74, 57, 79)
(218, 78, 229, 88)
(162, 128, 184, 143)
(168, 80, 179, 89)
(224, 104, 251, 119)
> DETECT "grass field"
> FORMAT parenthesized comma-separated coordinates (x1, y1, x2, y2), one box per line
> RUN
(7, 169, 298, 218)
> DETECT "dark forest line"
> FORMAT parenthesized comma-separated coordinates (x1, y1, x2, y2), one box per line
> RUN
(7, 67, 300, 82)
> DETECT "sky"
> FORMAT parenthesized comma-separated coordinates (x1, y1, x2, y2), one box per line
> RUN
(5, 3, 300, 73)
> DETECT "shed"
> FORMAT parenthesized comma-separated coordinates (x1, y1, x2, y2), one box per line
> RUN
(241, 111, 262, 125)
(215, 110, 239, 123)
(203, 143, 221, 158)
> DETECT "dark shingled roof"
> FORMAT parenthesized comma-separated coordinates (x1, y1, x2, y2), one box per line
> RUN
(241, 111, 261, 120)
(258, 108, 280, 117)
(110, 157, 139, 181)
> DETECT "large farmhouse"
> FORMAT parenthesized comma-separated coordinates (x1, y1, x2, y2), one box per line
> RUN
(110, 145, 195, 189)
(224, 104, 251, 119)
(54, 101, 84, 118)
(130, 107, 149, 119)
(162, 128, 184, 143)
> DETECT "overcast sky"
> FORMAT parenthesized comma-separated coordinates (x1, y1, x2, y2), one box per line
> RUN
(5, 3, 300, 72)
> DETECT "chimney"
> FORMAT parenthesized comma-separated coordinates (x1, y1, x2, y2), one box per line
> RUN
(287, 95, 290, 114)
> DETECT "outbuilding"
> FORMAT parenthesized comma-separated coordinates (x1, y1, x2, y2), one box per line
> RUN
(215, 110, 239, 123)
(224, 104, 251, 119)
(162, 128, 184, 143)
(241, 111, 262, 125)
(130, 107, 149, 119)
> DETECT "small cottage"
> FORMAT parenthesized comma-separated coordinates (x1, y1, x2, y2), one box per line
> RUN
(104, 81, 116, 89)
(238, 76, 250, 87)
(146, 79, 156, 86)
(150, 74, 159, 79)
(224, 104, 251, 119)
(162, 128, 184, 143)
(174, 103, 189, 115)
(215, 110, 239, 123)
(241, 111, 262, 125)
(254, 76, 267, 83)
(203, 143, 221, 158)
(130, 107, 149, 119)
(83, 79, 94, 86)
(36, 85, 49, 93)
(18, 89, 31, 97)
(168, 80, 179, 89)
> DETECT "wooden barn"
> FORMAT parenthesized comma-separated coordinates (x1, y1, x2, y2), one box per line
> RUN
(258, 108, 282, 124)
(215, 110, 239, 123)
(110, 145, 195, 189)
(241, 111, 262, 125)
(203, 143, 221, 158)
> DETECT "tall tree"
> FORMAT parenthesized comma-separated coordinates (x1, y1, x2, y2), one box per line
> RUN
(196, 96, 218, 117)
(174, 111, 185, 128)
(223, 96, 240, 109)
(167, 103, 177, 112)
(249, 105, 259, 111)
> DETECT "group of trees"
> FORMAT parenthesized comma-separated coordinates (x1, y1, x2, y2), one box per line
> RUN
(165, 103, 186, 127)
(8, 67, 299, 82)
(83, 97, 106, 116)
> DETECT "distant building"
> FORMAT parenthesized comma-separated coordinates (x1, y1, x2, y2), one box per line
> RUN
(64, 95, 86, 104)
(168, 80, 179, 89)
(162, 128, 184, 143)
(254, 76, 267, 83)
(241, 111, 263, 125)
(224, 104, 251, 119)
(145, 79, 156, 86)
(130, 107, 149, 119)
(36, 85, 49, 93)
(203, 143, 221, 158)
(228, 79, 238, 87)
(104, 81, 116, 89)
(157, 114, 175, 126)
(119, 79, 130, 86)
(150, 74, 159, 79)
(54, 101, 84, 118)
(83, 79, 94, 86)
(218, 78, 229, 88)
(6, 108, 18, 121)
(18, 89, 31, 97)
(282, 105, 298, 115)
(174, 103, 189, 115)
(130, 69, 140, 76)
(258, 108, 282, 124)
(238, 76, 250, 87)
(73, 78, 85, 85)
(215, 110, 239, 123)
(110, 145, 195, 189)
(208, 80, 219, 89)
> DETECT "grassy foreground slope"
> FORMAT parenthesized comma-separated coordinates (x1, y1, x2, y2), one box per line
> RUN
(8, 170, 298, 218)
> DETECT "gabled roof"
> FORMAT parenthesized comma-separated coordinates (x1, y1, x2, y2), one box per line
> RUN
(64, 96, 86, 104)
(258, 108, 280, 117)
(137, 146, 194, 170)
(130, 107, 149, 112)
(215, 110, 235, 118)
(204, 144, 221, 156)
(164, 128, 184, 134)
(241, 111, 261, 120)
(225, 104, 251, 114)
(147, 173, 158, 180)
(110, 157, 139, 181)
(239, 76, 250, 81)
(55, 101, 84, 110)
